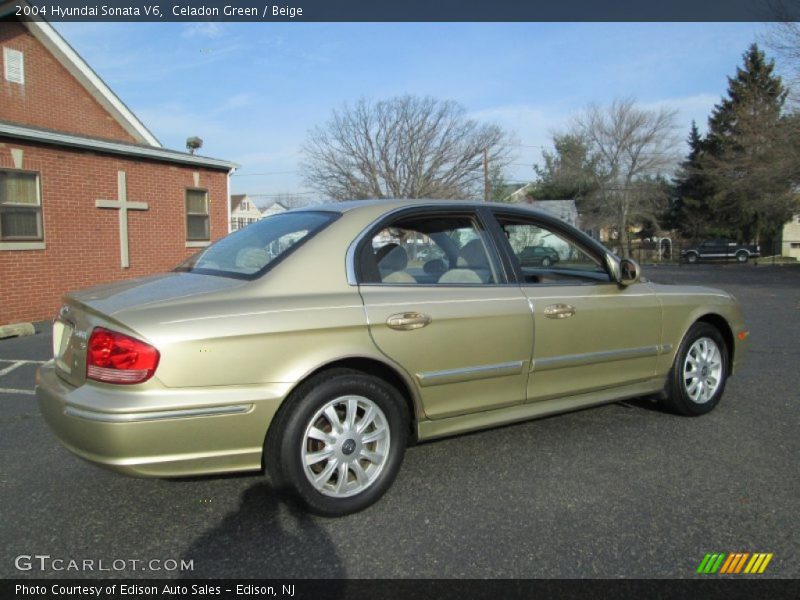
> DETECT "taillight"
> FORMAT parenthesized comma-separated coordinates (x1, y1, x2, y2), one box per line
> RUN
(86, 327, 160, 384)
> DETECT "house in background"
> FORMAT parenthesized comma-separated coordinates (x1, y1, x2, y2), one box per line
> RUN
(229, 193, 263, 231)
(781, 213, 800, 259)
(0, 13, 236, 326)
(504, 184, 579, 229)
(503, 182, 535, 204)
(260, 200, 288, 217)
(229, 196, 289, 231)
(517, 199, 579, 228)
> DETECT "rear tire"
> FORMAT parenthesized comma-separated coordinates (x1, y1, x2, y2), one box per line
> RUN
(736, 251, 749, 263)
(264, 369, 409, 517)
(661, 323, 728, 416)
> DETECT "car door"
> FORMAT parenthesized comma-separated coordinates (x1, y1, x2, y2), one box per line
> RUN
(355, 208, 534, 420)
(490, 210, 663, 403)
(703, 239, 726, 260)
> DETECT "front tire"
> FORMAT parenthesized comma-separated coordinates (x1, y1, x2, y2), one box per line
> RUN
(686, 252, 699, 264)
(541, 256, 552, 267)
(265, 369, 409, 517)
(661, 323, 728, 416)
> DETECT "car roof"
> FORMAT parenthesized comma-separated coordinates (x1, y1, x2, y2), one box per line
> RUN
(291, 198, 557, 218)
(291, 199, 615, 264)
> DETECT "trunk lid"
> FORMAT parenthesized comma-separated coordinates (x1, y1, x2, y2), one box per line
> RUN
(52, 272, 248, 387)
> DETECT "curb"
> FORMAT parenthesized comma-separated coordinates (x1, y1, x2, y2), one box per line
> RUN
(0, 322, 36, 339)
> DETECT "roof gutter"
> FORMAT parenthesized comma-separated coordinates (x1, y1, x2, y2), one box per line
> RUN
(0, 121, 238, 170)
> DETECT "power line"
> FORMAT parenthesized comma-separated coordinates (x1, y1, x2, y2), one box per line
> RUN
(232, 170, 300, 177)
(245, 192, 317, 197)
(501, 143, 547, 149)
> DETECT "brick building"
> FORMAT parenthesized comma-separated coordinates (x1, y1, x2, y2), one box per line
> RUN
(0, 15, 236, 326)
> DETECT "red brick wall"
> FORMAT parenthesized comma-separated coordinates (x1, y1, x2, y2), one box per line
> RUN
(0, 140, 229, 324)
(0, 20, 139, 143)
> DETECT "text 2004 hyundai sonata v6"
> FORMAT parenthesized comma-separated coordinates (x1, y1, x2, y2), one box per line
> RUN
(37, 200, 748, 516)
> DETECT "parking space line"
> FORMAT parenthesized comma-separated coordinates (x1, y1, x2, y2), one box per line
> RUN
(0, 388, 35, 396)
(0, 361, 26, 377)
(0, 359, 47, 364)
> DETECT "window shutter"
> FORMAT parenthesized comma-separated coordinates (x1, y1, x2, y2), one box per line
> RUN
(3, 48, 24, 84)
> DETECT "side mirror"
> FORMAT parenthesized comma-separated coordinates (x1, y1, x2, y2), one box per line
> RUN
(617, 258, 641, 286)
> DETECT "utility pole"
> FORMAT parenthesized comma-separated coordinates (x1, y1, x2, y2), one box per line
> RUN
(483, 148, 489, 201)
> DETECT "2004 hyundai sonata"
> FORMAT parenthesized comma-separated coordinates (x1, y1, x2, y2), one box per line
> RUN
(37, 200, 748, 516)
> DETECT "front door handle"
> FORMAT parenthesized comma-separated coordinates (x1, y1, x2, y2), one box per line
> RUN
(386, 312, 432, 331)
(544, 304, 576, 319)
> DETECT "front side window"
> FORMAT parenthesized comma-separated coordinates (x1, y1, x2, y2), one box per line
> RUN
(359, 214, 498, 285)
(177, 211, 337, 279)
(497, 217, 610, 284)
(186, 189, 210, 241)
(0, 170, 42, 241)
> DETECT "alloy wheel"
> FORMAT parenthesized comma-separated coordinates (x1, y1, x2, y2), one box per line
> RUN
(682, 337, 723, 404)
(301, 395, 391, 498)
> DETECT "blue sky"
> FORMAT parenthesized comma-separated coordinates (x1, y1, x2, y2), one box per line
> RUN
(54, 21, 773, 202)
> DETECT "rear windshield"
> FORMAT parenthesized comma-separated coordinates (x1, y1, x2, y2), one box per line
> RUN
(176, 211, 338, 279)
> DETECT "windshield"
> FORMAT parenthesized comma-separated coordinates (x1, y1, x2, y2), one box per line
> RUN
(176, 211, 338, 279)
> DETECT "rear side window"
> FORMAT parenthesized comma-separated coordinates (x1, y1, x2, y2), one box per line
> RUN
(358, 214, 499, 285)
(176, 211, 337, 279)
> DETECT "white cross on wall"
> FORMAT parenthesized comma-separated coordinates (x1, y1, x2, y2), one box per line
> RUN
(95, 171, 149, 268)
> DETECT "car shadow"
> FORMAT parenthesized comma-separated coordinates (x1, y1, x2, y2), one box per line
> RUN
(179, 481, 348, 581)
(616, 395, 666, 413)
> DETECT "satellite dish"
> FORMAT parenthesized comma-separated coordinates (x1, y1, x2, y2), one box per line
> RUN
(186, 136, 203, 154)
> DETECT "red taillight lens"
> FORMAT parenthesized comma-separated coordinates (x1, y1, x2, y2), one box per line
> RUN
(86, 327, 159, 384)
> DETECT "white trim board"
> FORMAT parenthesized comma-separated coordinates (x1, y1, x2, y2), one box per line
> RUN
(22, 18, 161, 147)
(0, 121, 237, 170)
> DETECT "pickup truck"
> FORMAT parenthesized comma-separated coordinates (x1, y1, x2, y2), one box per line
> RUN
(681, 238, 761, 264)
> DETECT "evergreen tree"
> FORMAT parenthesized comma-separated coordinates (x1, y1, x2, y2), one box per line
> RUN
(700, 44, 797, 243)
(670, 121, 716, 238)
(488, 164, 511, 202)
(531, 133, 599, 200)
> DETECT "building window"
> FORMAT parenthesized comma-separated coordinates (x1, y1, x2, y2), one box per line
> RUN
(3, 47, 24, 84)
(791, 243, 800, 249)
(0, 170, 42, 241)
(186, 189, 210, 241)
(231, 216, 259, 231)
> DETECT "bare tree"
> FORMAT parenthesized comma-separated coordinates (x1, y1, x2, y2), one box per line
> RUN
(571, 99, 679, 255)
(301, 95, 513, 200)
(261, 193, 315, 209)
(764, 1, 800, 100)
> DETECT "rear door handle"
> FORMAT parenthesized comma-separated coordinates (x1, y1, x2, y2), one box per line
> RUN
(386, 312, 432, 330)
(544, 304, 576, 319)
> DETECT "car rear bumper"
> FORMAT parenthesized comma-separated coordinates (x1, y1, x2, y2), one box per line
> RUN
(36, 361, 290, 477)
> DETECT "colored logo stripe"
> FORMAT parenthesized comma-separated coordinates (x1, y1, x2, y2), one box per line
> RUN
(744, 553, 774, 574)
(697, 553, 726, 574)
(720, 553, 749, 573)
(697, 552, 773, 574)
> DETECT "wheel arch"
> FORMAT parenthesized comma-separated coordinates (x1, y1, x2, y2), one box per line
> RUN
(276, 355, 422, 440)
(694, 313, 735, 374)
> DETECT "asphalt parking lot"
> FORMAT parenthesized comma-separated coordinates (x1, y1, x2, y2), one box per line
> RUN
(1, 264, 798, 579)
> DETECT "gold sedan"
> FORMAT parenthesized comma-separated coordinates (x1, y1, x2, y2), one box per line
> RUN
(37, 200, 748, 516)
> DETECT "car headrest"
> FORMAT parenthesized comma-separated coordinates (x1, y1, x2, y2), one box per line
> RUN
(457, 239, 489, 269)
(376, 243, 408, 272)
